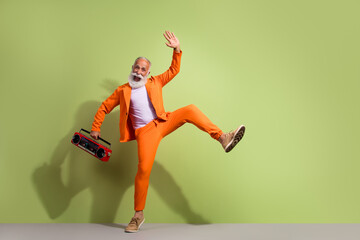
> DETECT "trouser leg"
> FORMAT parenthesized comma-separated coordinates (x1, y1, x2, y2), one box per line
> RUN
(160, 104, 223, 140)
(134, 123, 162, 211)
(133, 104, 223, 211)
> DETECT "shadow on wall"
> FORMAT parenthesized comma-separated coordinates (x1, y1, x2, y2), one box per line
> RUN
(31, 79, 210, 224)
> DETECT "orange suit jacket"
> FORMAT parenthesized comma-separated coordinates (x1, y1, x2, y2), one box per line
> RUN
(91, 50, 182, 142)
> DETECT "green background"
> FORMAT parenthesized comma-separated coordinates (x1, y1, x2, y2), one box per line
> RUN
(1, 0, 359, 223)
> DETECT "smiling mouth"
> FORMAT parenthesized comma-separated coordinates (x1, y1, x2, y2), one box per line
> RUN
(134, 76, 141, 81)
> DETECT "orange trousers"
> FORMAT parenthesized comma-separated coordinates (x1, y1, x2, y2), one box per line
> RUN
(133, 104, 223, 211)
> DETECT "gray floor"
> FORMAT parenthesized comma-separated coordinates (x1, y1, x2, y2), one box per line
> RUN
(1, 223, 360, 240)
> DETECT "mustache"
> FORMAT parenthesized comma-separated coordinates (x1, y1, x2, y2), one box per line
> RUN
(131, 72, 144, 80)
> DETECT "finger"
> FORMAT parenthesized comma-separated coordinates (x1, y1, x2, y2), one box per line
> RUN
(166, 30, 172, 39)
(163, 33, 171, 42)
(163, 34, 170, 42)
(171, 32, 175, 38)
(165, 42, 172, 47)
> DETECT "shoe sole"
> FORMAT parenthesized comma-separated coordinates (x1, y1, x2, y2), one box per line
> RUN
(225, 125, 245, 153)
(125, 218, 145, 233)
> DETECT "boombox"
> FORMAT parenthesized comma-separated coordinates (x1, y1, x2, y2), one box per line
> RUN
(71, 129, 112, 162)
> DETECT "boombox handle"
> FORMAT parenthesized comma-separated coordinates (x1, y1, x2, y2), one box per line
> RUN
(80, 128, 111, 147)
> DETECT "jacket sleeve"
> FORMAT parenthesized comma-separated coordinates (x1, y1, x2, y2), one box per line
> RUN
(152, 49, 182, 87)
(91, 87, 121, 132)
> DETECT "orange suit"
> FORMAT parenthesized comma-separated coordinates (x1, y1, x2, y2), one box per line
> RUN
(92, 50, 223, 211)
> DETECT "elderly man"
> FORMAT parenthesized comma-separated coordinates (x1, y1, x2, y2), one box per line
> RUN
(90, 31, 245, 233)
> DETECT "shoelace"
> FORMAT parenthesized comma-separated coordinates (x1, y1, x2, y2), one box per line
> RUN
(129, 217, 140, 225)
(225, 131, 234, 140)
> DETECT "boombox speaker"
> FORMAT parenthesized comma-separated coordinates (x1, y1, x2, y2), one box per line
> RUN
(71, 128, 112, 162)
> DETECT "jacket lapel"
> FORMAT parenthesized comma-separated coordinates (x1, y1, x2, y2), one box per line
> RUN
(145, 81, 152, 101)
(122, 83, 131, 112)
(145, 80, 159, 114)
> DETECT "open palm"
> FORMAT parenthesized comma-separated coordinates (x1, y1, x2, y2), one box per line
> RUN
(163, 31, 180, 49)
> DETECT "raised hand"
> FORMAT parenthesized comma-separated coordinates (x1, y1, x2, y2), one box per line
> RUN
(163, 31, 181, 52)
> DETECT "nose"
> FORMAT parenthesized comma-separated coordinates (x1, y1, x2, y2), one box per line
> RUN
(136, 68, 142, 74)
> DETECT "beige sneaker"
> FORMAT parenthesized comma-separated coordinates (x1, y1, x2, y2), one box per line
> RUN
(125, 216, 145, 233)
(220, 125, 245, 153)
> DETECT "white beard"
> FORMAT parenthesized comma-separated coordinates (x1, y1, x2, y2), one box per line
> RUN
(128, 72, 148, 89)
